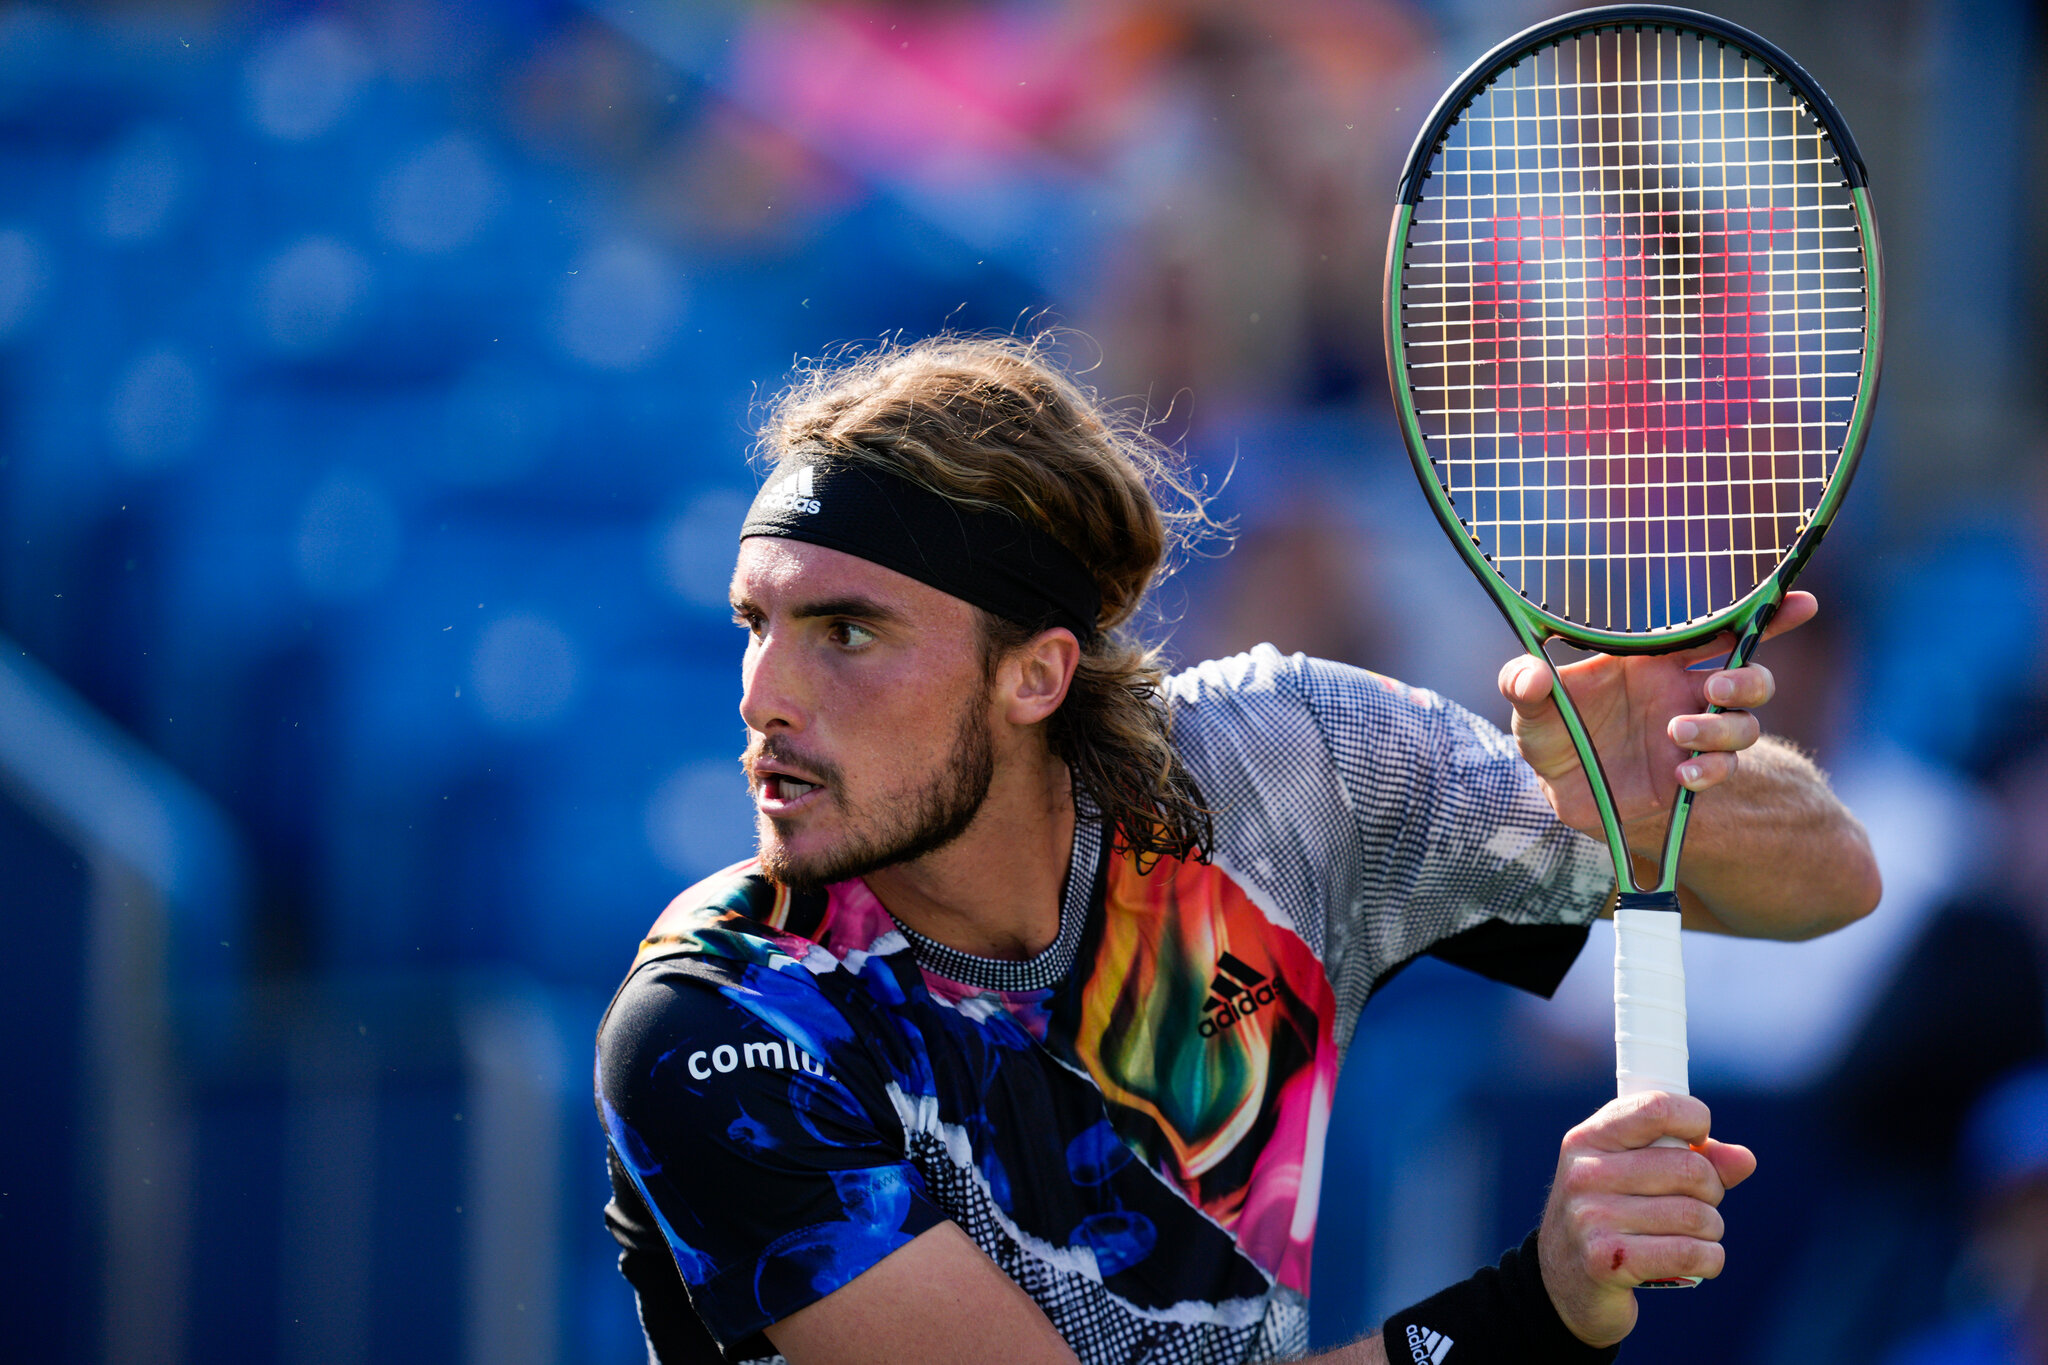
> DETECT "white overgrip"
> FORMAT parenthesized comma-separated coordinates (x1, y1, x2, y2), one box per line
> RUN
(1613, 904, 1703, 1287)
(1614, 906, 1688, 1100)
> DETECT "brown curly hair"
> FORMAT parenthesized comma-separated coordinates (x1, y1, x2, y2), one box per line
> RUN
(754, 332, 1222, 863)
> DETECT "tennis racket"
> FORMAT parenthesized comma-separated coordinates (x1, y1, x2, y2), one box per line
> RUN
(1383, 5, 1881, 1285)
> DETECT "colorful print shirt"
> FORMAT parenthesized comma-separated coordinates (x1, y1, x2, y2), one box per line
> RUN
(596, 647, 1614, 1364)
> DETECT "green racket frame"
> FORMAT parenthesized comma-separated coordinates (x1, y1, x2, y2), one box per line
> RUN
(1383, 6, 1885, 900)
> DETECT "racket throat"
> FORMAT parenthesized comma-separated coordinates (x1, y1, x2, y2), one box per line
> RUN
(1653, 591, 1780, 882)
(1517, 631, 1642, 884)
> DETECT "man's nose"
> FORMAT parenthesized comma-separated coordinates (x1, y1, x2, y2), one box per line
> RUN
(739, 628, 804, 734)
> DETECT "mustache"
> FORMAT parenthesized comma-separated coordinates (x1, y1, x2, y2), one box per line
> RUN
(740, 734, 843, 792)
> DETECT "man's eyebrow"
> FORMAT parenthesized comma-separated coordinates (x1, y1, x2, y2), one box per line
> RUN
(727, 591, 907, 623)
(790, 595, 904, 624)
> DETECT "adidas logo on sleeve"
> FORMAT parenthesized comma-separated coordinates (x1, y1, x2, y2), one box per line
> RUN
(1197, 951, 1277, 1038)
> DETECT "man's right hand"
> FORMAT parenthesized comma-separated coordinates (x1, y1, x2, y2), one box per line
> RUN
(1537, 1091, 1757, 1347)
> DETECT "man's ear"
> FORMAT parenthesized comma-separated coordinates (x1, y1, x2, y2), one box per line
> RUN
(999, 627, 1081, 728)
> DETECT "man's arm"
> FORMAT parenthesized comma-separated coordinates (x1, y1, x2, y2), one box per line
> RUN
(1499, 591, 1881, 939)
(1639, 735, 1878, 938)
(764, 1221, 1080, 1364)
(771, 1220, 1370, 1365)
(762, 1092, 1751, 1364)
(765, 1224, 1386, 1365)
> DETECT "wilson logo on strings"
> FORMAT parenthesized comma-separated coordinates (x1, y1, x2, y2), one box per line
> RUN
(1197, 952, 1277, 1038)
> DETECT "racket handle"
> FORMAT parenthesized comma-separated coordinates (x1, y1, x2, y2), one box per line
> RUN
(1613, 893, 1702, 1288)
(1614, 895, 1688, 1098)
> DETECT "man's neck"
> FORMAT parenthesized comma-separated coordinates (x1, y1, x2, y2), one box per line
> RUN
(863, 753, 1076, 962)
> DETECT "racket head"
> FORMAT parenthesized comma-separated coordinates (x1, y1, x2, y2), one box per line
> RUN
(1385, 4, 1882, 653)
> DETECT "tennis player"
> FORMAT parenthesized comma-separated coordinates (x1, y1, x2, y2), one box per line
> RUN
(596, 336, 1879, 1365)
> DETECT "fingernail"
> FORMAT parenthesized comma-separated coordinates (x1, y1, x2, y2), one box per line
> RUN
(1672, 720, 1698, 744)
(1706, 676, 1732, 703)
(1680, 763, 1703, 786)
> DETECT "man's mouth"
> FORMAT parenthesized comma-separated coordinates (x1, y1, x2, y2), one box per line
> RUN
(745, 736, 838, 817)
(753, 763, 830, 815)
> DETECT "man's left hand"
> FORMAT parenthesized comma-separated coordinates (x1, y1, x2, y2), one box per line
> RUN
(1539, 1091, 1757, 1347)
(1497, 592, 1817, 845)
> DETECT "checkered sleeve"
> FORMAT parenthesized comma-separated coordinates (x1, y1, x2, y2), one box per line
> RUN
(1166, 646, 1613, 1049)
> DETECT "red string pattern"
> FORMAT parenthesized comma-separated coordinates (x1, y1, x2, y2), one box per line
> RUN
(1400, 27, 1867, 635)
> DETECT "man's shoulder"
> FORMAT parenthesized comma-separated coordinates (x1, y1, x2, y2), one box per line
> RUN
(600, 859, 842, 1050)
(1168, 645, 1444, 712)
(637, 857, 770, 951)
(1163, 648, 1454, 772)
(598, 862, 862, 1095)
(1165, 642, 1301, 701)
(630, 858, 832, 970)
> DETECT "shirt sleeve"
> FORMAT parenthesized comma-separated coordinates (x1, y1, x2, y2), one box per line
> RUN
(603, 1148, 732, 1364)
(596, 953, 948, 1353)
(1165, 647, 1613, 1041)
(1292, 651, 1613, 967)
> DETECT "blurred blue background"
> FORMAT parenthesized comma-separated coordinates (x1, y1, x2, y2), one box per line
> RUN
(2, 1, 2044, 1362)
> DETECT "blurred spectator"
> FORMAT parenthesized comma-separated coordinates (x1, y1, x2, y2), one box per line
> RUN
(1083, 0, 1429, 406)
(1883, 1065, 2048, 1365)
(1755, 900, 2048, 1364)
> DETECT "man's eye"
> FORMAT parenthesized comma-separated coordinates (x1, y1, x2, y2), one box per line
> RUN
(830, 621, 875, 648)
(732, 611, 763, 636)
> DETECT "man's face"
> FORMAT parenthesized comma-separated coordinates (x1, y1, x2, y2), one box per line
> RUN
(731, 536, 997, 891)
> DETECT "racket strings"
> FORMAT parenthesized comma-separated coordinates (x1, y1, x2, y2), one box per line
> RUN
(1400, 26, 1868, 635)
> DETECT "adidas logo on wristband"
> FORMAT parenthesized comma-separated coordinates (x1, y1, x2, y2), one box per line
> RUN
(1387, 1229, 1616, 1365)
(1405, 1325, 1455, 1364)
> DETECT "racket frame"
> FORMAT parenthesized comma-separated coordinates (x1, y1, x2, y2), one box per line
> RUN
(1383, 5, 1884, 898)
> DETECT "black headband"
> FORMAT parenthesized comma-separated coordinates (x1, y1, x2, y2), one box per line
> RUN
(739, 457, 1101, 639)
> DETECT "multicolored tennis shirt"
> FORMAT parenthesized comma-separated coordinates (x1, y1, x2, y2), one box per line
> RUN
(596, 647, 1613, 1363)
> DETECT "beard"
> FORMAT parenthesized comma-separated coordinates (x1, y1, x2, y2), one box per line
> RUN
(749, 692, 996, 893)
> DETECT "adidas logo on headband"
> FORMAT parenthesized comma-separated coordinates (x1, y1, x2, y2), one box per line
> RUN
(760, 466, 820, 516)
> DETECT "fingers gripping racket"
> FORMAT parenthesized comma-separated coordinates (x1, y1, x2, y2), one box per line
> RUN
(1384, 6, 1882, 1284)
